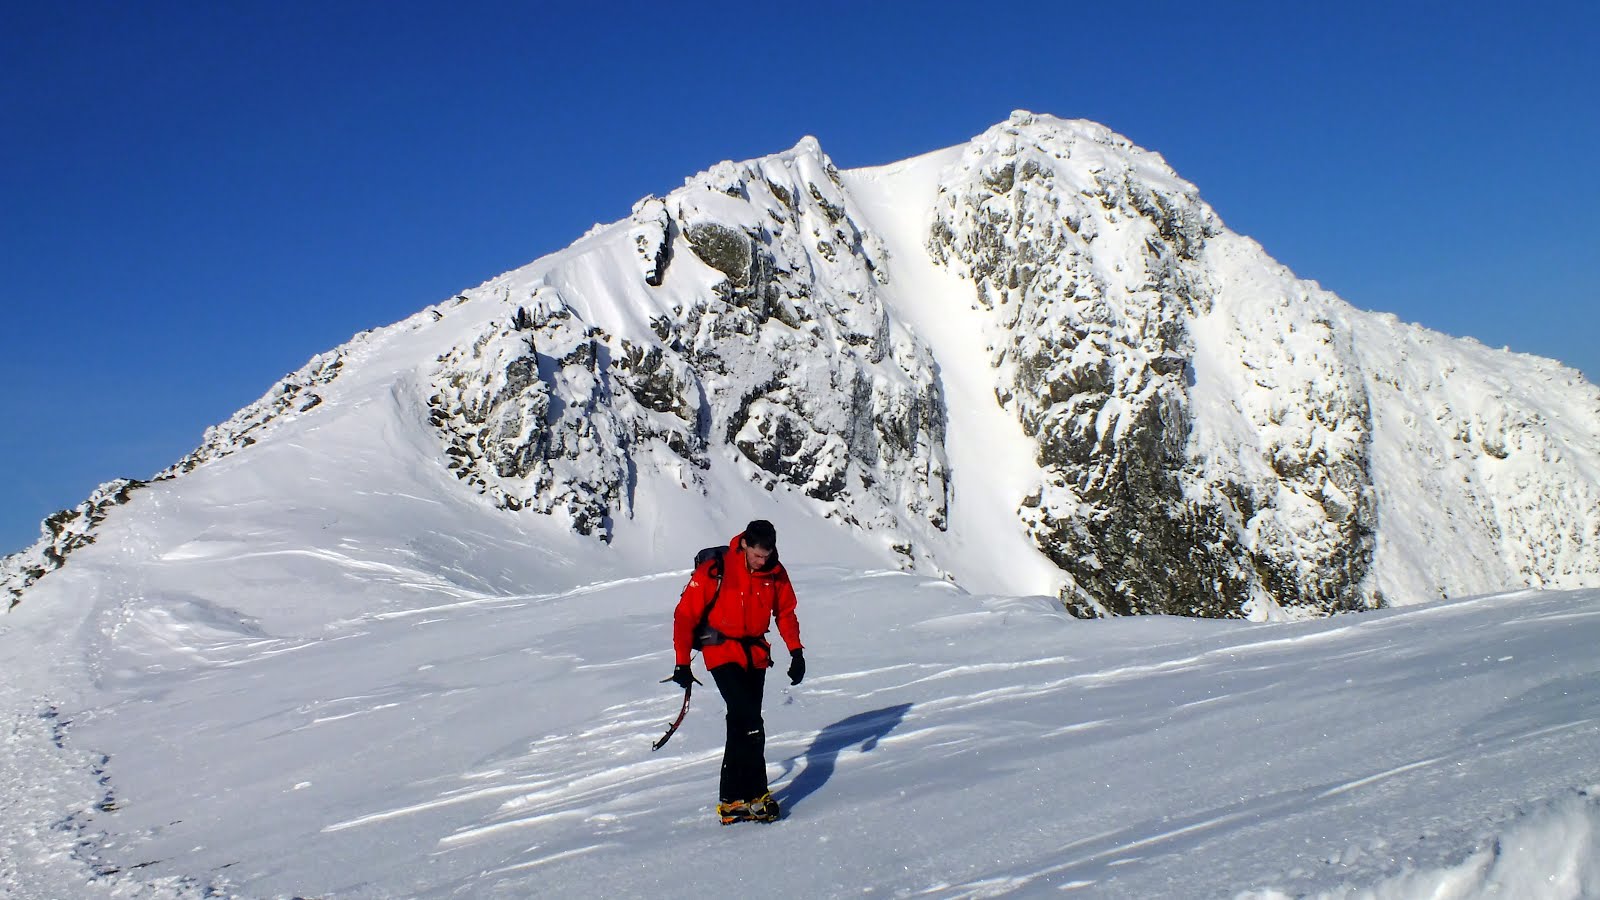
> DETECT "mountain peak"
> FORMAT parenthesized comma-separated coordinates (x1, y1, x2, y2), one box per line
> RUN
(6, 115, 1599, 618)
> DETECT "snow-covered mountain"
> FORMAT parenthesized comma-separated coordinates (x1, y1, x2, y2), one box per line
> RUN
(5, 112, 1600, 900)
(6, 111, 1600, 620)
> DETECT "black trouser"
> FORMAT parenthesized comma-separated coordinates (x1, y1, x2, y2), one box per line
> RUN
(710, 663, 768, 803)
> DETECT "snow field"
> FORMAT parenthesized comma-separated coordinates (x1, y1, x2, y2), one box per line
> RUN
(7, 501, 1598, 898)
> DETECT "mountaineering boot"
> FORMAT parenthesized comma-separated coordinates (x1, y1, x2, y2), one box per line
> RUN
(716, 799, 753, 825)
(747, 792, 780, 823)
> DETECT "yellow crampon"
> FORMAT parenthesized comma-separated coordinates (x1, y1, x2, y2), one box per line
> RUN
(716, 793, 780, 825)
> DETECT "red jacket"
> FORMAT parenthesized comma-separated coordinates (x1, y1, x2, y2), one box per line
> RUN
(674, 534, 802, 669)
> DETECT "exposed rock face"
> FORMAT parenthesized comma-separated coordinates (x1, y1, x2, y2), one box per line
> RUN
(928, 115, 1382, 617)
(426, 140, 950, 557)
(428, 289, 632, 538)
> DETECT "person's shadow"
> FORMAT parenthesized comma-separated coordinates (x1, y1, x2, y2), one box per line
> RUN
(774, 704, 912, 812)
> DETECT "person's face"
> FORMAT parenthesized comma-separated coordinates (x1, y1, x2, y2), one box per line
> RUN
(743, 542, 773, 571)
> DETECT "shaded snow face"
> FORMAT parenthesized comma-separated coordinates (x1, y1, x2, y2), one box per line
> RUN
(1349, 317, 1600, 601)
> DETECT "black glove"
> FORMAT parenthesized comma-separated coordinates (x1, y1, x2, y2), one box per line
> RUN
(663, 664, 700, 690)
(787, 649, 806, 686)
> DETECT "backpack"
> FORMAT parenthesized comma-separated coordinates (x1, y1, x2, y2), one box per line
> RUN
(690, 545, 728, 651)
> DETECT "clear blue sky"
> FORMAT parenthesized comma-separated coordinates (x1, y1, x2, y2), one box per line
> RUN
(4, 1, 1597, 554)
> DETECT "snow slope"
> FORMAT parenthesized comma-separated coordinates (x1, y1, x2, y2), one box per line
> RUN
(840, 147, 1065, 597)
(3, 498, 1599, 897)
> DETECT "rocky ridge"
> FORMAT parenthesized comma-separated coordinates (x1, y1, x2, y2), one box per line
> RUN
(2, 349, 352, 608)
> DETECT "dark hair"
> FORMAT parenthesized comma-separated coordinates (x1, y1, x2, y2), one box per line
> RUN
(742, 519, 777, 549)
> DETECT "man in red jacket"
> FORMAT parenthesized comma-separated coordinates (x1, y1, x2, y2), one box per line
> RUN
(667, 519, 804, 824)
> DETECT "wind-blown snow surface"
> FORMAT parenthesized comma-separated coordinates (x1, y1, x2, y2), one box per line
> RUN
(3, 506, 1599, 897)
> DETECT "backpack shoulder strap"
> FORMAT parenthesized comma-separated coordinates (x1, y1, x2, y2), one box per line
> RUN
(694, 546, 728, 629)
